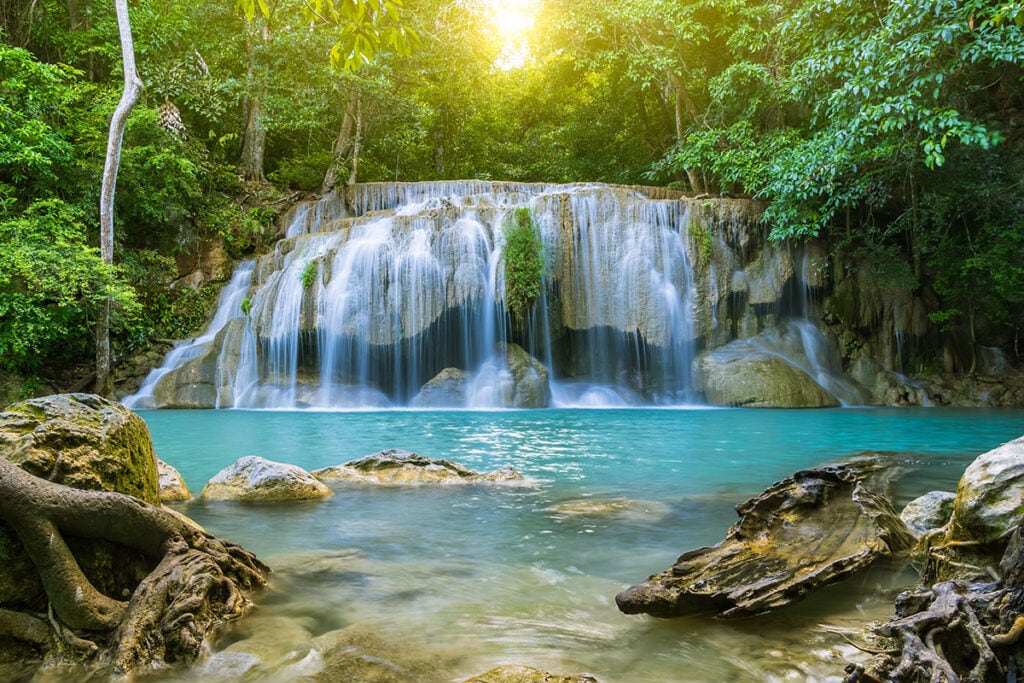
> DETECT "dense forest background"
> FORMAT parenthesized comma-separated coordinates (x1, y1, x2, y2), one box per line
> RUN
(1, 0, 1022, 399)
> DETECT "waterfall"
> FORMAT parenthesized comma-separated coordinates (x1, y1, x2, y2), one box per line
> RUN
(126, 182, 866, 410)
(124, 261, 255, 410)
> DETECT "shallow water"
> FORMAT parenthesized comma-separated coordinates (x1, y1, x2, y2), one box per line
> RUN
(139, 407, 1024, 682)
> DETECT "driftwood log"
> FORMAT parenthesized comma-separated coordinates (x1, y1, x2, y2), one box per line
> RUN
(0, 457, 269, 676)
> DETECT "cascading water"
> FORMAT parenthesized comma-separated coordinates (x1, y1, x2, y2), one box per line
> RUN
(126, 181, 863, 410)
(124, 261, 255, 410)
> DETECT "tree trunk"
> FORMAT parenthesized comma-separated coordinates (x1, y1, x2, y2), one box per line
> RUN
(237, 21, 269, 183)
(95, 0, 142, 398)
(321, 91, 358, 193)
(0, 458, 268, 676)
(347, 89, 363, 186)
(668, 71, 705, 194)
(238, 96, 267, 182)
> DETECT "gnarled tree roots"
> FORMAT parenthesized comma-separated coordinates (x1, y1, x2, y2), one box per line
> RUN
(847, 522, 1024, 682)
(0, 458, 269, 676)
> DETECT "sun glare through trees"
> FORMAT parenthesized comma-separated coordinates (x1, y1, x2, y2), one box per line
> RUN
(483, 0, 536, 69)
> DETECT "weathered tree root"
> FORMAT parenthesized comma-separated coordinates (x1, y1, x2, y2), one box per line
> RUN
(848, 520, 1024, 682)
(0, 458, 270, 676)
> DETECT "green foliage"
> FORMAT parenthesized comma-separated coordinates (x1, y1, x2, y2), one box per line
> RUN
(502, 208, 545, 320)
(268, 149, 334, 191)
(0, 41, 77, 196)
(240, 297, 252, 316)
(0, 200, 139, 372)
(301, 261, 318, 289)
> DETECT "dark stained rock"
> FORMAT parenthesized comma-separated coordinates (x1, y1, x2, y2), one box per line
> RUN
(615, 460, 915, 618)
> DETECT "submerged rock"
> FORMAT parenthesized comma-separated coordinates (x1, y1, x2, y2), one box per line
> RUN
(411, 368, 469, 408)
(158, 458, 191, 502)
(312, 449, 524, 485)
(547, 498, 670, 520)
(201, 456, 332, 501)
(615, 460, 914, 618)
(900, 491, 955, 537)
(463, 665, 598, 683)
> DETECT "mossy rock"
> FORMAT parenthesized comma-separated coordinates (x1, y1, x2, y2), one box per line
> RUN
(0, 394, 161, 607)
(0, 393, 160, 504)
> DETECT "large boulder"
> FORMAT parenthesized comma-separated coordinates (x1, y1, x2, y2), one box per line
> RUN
(615, 460, 915, 618)
(498, 342, 550, 408)
(0, 393, 159, 504)
(0, 394, 159, 610)
(152, 342, 219, 409)
(201, 456, 332, 502)
(312, 449, 523, 485)
(697, 346, 839, 408)
(411, 368, 469, 408)
(947, 436, 1024, 544)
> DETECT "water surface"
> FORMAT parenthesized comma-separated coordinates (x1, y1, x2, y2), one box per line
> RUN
(142, 408, 1024, 682)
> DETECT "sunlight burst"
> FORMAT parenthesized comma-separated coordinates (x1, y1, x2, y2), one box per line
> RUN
(484, 0, 536, 70)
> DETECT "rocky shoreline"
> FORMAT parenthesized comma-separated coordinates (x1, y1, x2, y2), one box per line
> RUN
(1, 393, 1023, 681)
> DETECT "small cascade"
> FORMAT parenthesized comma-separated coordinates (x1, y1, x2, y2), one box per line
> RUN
(126, 181, 871, 410)
(124, 261, 255, 409)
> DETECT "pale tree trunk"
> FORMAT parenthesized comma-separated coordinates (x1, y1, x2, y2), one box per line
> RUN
(95, 0, 142, 397)
(668, 71, 705, 195)
(321, 92, 358, 193)
(347, 89, 363, 186)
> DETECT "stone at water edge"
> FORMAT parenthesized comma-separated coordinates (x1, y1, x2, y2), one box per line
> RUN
(497, 342, 551, 409)
(615, 460, 916, 618)
(463, 665, 598, 683)
(158, 458, 191, 502)
(0, 394, 162, 611)
(0, 393, 160, 504)
(900, 490, 955, 537)
(946, 436, 1024, 544)
(312, 448, 524, 485)
(201, 455, 332, 501)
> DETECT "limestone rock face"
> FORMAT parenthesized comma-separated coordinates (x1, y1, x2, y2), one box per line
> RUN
(0, 393, 160, 504)
(615, 460, 915, 618)
(498, 343, 550, 408)
(411, 368, 469, 408)
(900, 490, 955, 536)
(947, 436, 1024, 543)
(697, 348, 839, 408)
(153, 342, 219, 409)
(463, 665, 598, 683)
(312, 449, 524, 485)
(158, 459, 191, 502)
(201, 456, 332, 502)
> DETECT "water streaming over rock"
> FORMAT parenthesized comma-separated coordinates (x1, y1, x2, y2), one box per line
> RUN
(127, 182, 865, 409)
